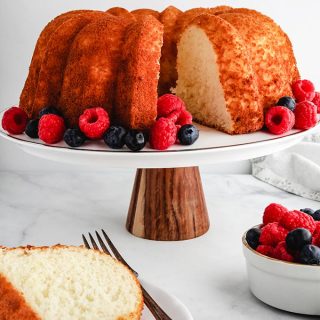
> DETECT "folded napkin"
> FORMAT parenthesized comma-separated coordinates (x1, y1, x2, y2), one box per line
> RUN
(251, 132, 320, 201)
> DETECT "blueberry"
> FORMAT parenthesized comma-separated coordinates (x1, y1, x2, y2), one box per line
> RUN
(286, 228, 312, 252)
(25, 119, 39, 138)
(276, 96, 296, 111)
(300, 208, 315, 216)
(103, 126, 127, 149)
(125, 130, 146, 151)
(63, 128, 86, 147)
(246, 227, 261, 249)
(299, 244, 320, 265)
(39, 106, 61, 118)
(178, 124, 199, 145)
(313, 210, 320, 221)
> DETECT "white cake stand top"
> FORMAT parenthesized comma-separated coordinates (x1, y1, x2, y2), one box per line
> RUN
(1, 110, 319, 168)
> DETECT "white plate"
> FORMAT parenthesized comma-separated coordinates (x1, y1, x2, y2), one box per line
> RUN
(141, 279, 193, 320)
(1, 109, 319, 168)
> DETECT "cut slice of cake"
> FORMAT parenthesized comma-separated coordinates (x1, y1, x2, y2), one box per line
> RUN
(175, 14, 263, 134)
(0, 245, 143, 320)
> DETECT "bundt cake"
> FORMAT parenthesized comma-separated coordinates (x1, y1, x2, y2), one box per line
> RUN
(19, 6, 299, 134)
(0, 245, 143, 320)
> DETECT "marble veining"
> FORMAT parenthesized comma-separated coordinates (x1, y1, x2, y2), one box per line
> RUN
(0, 170, 318, 319)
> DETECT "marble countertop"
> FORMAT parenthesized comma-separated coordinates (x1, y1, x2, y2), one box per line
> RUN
(0, 170, 318, 319)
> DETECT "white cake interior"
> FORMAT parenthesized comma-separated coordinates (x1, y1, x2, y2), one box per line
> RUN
(0, 247, 141, 320)
(175, 26, 233, 132)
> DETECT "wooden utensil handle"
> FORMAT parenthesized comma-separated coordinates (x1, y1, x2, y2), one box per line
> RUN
(142, 286, 172, 319)
(126, 166, 210, 241)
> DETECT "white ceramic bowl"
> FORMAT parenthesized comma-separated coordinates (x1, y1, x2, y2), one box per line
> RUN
(242, 228, 320, 316)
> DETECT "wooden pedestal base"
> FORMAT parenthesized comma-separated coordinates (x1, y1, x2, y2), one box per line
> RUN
(126, 166, 210, 241)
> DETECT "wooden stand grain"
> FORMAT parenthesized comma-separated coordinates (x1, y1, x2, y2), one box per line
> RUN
(126, 166, 210, 241)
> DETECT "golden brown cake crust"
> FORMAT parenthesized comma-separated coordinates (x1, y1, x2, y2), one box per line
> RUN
(131, 8, 160, 20)
(0, 274, 40, 320)
(174, 6, 233, 39)
(158, 6, 182, 95)
(187, 14, 263, 134)
(159, 6, 232, 96)
(58, 16, 131, 127)
(106, 7, 129, 16)
(106, 7, 136, 21)
(219, 8, 300, 110)
(32, 11, 108, 118)
(19, 10, 92, 118)
(115, 16, 163, 130)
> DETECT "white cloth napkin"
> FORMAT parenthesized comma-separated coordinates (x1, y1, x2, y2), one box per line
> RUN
(251, 133, 320, 201)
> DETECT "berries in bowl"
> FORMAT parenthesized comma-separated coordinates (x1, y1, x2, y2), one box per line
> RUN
(242, 203, 320, 315)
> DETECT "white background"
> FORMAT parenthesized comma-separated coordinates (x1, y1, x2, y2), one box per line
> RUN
(0, 0, 319, 171)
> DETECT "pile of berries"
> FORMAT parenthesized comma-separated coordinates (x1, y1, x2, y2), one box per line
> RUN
(246, 203, 320, 265)
(265, 79, 319, 135)
(1, 94, 199, 151)
(150, 94, 199, 150)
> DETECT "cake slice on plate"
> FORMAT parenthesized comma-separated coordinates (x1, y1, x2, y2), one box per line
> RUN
(0, 245, 143, 320)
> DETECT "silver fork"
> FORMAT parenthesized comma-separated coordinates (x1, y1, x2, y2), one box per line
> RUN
(82, 229, 172, 320)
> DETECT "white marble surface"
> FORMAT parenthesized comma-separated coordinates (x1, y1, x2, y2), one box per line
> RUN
(0, 170, 319, 319)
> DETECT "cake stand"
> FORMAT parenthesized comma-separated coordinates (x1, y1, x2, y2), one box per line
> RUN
(1, 110, 319, 241)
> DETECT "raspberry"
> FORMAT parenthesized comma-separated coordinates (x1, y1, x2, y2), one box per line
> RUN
(157, 94, 186, 118)
(273, 241, 294, 262)
(38, 114, 65, 144)
(312, 92, 320, 113)
(292, 79, 315, 102)
(256, 245, 274, 258)
(79, 107, 110, 139)
(265, 106, 295, 135)
(259, 222, 288, 247)
(312, 222, 320, 246)
(313, 222, 320, 236)
(280, 210, 316, 233)
(166, 109, 181, 123)
(176, 110, 193, 126)
(164, 107, 192, 128)
(2, 107, 28, 134)
(150, 117, 177, 150)
(294, 101, 317, 130)
(263, 203, 288, 225)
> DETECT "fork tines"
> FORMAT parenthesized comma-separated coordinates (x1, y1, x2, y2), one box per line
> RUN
(82, 230, 137, 276)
